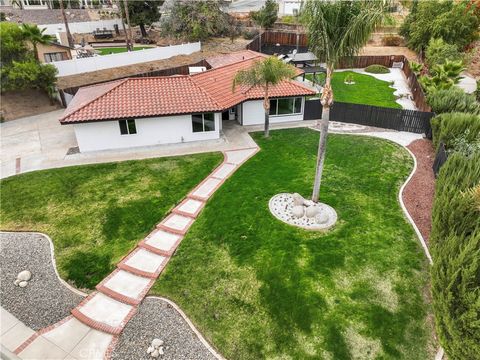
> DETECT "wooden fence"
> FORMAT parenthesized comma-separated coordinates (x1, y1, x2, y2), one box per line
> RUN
(432, 142, 448, 177)
(303, 99, 322, 120)
(330, 102, 434, 135)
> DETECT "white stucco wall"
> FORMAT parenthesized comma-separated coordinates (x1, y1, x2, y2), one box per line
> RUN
(72, 113, 221, 152)
(241, 98, 305, 125)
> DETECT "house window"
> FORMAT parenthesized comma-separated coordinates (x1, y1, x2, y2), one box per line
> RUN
(119, 119, 137, 135)
(269, 97, 303, 116)
(44, 52, 66, 63)
(192, 113, 215, 132)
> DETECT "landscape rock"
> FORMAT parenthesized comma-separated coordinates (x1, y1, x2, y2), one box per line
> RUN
(305, 206, 320, 218)
(17, 270, 31, 282)
(18, 281, 28, 288)
(291, 205, 305, 218)
(292, 193, 305, 206)
(147, 346, 154, 354)
(159, 347, 164, 355)
(151, 349, 159, 358)
(152, 338, 163, 347)
(315, 212, 329, 224)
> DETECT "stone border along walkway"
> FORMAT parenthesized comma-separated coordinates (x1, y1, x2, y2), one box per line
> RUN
(12, 147, 258, 360)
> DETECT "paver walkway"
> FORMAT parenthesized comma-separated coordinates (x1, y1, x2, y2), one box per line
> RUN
(11, 147, 258, 360)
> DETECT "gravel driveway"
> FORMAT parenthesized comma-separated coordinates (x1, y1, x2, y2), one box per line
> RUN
(111, 297, 218, 360)
(0, 232, 84, 331)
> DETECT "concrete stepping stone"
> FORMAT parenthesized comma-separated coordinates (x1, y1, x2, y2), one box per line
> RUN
(172, 198, 205, 218)
(97, 269, 153, 305)
(72, 293, 135, 335)
(211, 162, 237, 180)
(69, 328, 113, 360)
(157, 213, 194, 235)
(42, 317, 91, 353)
(140, 229, 182, 256)
(189, 177, 223, 201)
(118, 248, 168, 278)
(17, 335, 68, 360)
(225, 148, 257, 165)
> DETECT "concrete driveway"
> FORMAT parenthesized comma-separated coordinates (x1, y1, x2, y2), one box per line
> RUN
(1, 110, 76, 179)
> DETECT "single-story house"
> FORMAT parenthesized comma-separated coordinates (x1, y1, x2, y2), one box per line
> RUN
(35, 41, 72, 63)
(60, 51, 317, 152)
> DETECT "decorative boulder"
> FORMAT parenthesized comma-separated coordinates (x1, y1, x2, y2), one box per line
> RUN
(17, 270, 31, 282)
(303, 199, 314, 207)
(152, 339, 163, 347)
(292, 193, 305, 206)
(305, 205, 320, 218)
(315, 212, 329, 224)
(291, 205, 305, 218)
(159, 348, 164, 355)
(18, 281, 28, 288)
(147, 346, 154, 354)
(151, 349, 159, 358)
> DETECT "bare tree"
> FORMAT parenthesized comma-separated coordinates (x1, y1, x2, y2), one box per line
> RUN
(59, 0, 74, 48)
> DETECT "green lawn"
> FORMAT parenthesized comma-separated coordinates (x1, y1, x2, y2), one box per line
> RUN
(97, 46, 153, 55)
(306, 71, 402, 109)
(152, 129, 433, 359)
(0, 153, 222, 289)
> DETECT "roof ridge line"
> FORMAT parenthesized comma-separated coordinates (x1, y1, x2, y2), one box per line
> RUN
(59, 78, 129, 121)
(189, 75, 223, 110)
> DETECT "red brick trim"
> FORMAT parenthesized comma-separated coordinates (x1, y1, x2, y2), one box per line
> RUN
(95, 269, 155, 306)
(117, 248, 170, 278)
(70, 292, 135, 335)
(156, 213, 195, 235)
(14, 316, 74, 355)
(15, 157, 21, 175)
(171, 198, 206, 218)
(104, 335, 119, 360)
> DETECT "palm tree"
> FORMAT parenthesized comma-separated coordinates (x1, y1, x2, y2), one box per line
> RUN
(21, 24, 55, 61)
(123, 0, 134, 51)
(59, 0, 74, 48)
(302, 0, 387, 203)
(232, 56, 296, 137)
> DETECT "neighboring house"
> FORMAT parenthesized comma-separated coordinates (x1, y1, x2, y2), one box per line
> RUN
(60, 51, 316, 152)
(0, 0, 110, 9)
(36, 41, 73, 63)
(277, 0, 303, 16)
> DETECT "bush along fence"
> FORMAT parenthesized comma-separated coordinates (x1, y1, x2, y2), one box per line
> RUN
(432, 142, 448, 177)
(330, 101, 434, 135)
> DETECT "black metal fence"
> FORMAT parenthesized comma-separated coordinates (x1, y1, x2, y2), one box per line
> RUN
(303, 99, 322, 120)
(432, 142, 449, 177)
(330, 102, 434, 135)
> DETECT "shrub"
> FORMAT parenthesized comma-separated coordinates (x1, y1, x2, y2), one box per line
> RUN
(381, 34, 403, 46)
(250, 0, 278, 29)
(242, 28, 259, 40)
(400, 0, 480, 51)
(425, 38, 463, 68)
(410, 61, 423, 76)
(427, 88, 480, 115)
(475, 80, 480, 102)
(364, 64, 390, 74)
(430, 151, 480, 360)
(430, 112, 480, 150)
(420, 60, 465, 93)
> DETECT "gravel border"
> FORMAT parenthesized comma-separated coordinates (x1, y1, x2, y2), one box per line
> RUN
(0, 232, 84, 331)
(110, 297, 218, 360)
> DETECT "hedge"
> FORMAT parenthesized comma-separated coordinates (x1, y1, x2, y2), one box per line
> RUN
(431, 152, 480, 359)
(430, 112, 480, 150)
(427, 88, 480, 115)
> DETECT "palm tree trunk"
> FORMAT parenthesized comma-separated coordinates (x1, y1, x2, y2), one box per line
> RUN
(33, 43, 39, 62)
(312, 65, 334, 203)
(263, 85, 270, 137)
(59, 0, 74, 48)
(117, 0, 130, 51)
(123, 0, 133, 51)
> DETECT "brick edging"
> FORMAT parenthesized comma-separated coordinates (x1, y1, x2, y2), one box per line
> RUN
(171, 198, 206, 218)
(95, 271, 155, 306)
(156, 213, 195, 235)
(14, 315, 74, 355)
(138, 234, 183, 257)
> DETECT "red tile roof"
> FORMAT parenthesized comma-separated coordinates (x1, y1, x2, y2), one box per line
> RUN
(60, 55, 316, 124)
(205, 50, 268, 68)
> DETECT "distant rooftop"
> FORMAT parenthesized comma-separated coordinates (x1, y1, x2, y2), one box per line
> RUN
(0, 9, 91, 24)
